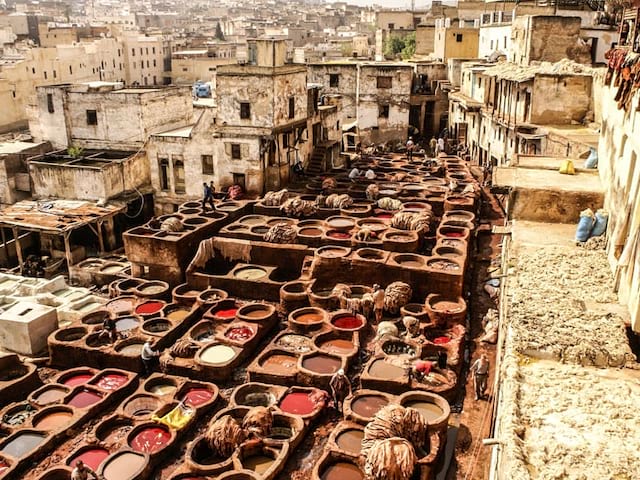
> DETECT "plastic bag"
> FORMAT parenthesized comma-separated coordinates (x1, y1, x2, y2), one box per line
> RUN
(575, 208, 595, 242)
(559, 160, 575, 175)
(590, 209, 608, 237)
(584, 147, 598, 169)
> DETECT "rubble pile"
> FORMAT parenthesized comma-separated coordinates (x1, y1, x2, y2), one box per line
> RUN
(506, 245, 633, 367)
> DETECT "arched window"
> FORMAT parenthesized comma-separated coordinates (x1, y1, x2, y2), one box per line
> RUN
(159, 158, 169, 191)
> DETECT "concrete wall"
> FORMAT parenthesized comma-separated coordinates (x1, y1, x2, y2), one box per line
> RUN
(510, 15, 591, 66)
(376, 11, 414, 31)
(416, 25, 435, 55)
(478, 24, 511, 59)
(434, 26, 479, 62)
(598, 76, 640, 331)
(530, 74, 592, 125)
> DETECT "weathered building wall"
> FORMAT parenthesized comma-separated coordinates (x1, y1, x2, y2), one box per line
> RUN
(434, 26, 479, 62)
(478, 24, 511, 59)
(530, 74, 591, 125)
(0, 142, 51, 204)
(121, 34, 167, 86)
(416, 25, 435, 55)
(308, 63, 358, 120)
(598, 74, 640, 331)
(510, 16, 591, 66)
(376, 11, 414, 31)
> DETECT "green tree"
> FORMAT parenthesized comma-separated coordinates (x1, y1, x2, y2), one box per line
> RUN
(215, 22, 225, 41)
(401, 32, 416, 60)
(383, 32, 416, 60)
(67, 146, 84, 158)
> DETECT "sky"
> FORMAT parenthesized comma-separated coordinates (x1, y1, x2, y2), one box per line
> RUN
(327, 0, 455, 8)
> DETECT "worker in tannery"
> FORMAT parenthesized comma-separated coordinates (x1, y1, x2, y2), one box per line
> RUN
(470, 353, 490, 400)
(71, 460, 102, 480)
(329, 368, 351, 414)
(372, 284, 385, 324)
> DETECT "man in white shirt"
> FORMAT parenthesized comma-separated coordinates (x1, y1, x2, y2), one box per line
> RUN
(470, 353, 490, 400)
(364, 169, 376, 180)
(348, 167, 361, 182)
(141, 341, 160, 376)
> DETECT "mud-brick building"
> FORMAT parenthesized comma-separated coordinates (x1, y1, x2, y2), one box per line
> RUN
(596, 3, 640, 332)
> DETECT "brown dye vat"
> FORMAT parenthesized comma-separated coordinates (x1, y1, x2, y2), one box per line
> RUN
(320, 338, 354, 355)
(299, 228, 323, 236)
(240, 306, 272, 319)
(368, 359, 405, 379)
(33, 410, 73, 430)
(301, 355, 341, 374)
(427, 258, 461, 271)
(33, 386, 69, 406)
(166, 308, 190, 321)
(294, 312, 323, 324)
(1, 432, 46, 457)
(321, 462, 364, 480)
(351, 395, 388, 419)
(335, 429, 364, 455)
(275, 334, 313, 353)
(394, 254, 425, 268)
(405, 401, 444, 423)
(96, 420, 134, 444)
(243, 455, 274, 474)
(123, 395, 162, 419)
(106, 297, 136, 316)
(101, 451, 146, 480)
(260, 354, 298, 374)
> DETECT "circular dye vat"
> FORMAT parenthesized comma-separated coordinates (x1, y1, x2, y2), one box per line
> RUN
(260, 353, 298, 374)
(130, 427, 171, 454)
(95, 373, 128, 391)
(395, 255, 424, 268)
(212, 307, 237, 319)
(332, 315, 363, 330)
(225, 326, 254, 341)
(138, 283, 167, 295)
(67, 389, 103, 408)
(69, 448, 109, 471)
(0, 459, 9, 474)
(405, 400, 444, 423)
(200, 345, 236, 365)
(117, 343, 144, 356)
(181, 388, 213, 407)
(34, 410, 73, 430)
(102, 451, 146, 480)
(301, 355, 341, 375)
(135, 301, 164, 315)
(240, 306, 271, 319)
(149, 383, 176, 395)
(276, 334, 312, 353)
(123, 396, 161, 419)
(433, 336, 451, 344)
(167, 308, 190, 321)
(432, 300, 461, 312)
(115, 317, 139, 332)
(351, 395, 388, 419)
(292, 311, 324, 324)
(279, 392, 316, 415)
(299, 228, 322, 236)
(62, 373, 93, 387)
(99, 422, 133, 444)
(2, 404, 34, 427)
(143, 319, 171, 333)
(243, 454, 274, 474)
(428, 259, 460, 271)
(0, 432, 45, 457)
(326, 218, 355, 230)
(106, 298, 135, 316)
(375, 213, 393, 219)
(327, 231, 351, 240)
(34, 386, 68, 406)
(234, 267, 267, 280)
(335, 429, 364, 454)
(319, 338, 354, 355)
(369, 359, 406, 379)
(321, 462, 364, 480)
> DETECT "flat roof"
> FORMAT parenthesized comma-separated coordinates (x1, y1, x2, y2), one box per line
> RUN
(0, 200, 125, 234)
(154, 125, 195, 138)
(0, 141, 46, 155)
(495, 166, 603, 193)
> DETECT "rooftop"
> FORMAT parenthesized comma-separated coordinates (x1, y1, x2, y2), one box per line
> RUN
(0, 141, 47, 155)
(483, 59, 597, 82)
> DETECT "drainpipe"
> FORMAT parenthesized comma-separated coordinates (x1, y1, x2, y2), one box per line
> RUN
(356, 63, 361, 141)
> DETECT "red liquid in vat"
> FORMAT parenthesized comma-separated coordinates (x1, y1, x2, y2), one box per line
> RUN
(67, 390, 103, 408)
(130, 426, 171, 454)
(375, 213, 393, 219)
(135, 301, 164, 315)
(279, 392, 316, 415)
(182, 388, 213, 407)
(333, 316, 363, 329)
(70, 448, 110, 470)
(225, 326, 254, 341)
(0, 460, 8, 474)
(328, 231, 351, 239)
(63, 374, 93, 387)
(433, 336, 451, 344)
(444, 231, 465, 238)
(96, 373, 129, 391)
(214, 308, 237, 318)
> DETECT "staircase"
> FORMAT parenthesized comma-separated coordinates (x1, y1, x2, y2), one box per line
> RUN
(306, 144, 329, 177)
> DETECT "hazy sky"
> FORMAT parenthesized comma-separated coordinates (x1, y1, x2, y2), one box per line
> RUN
(327, 0, 453, 8)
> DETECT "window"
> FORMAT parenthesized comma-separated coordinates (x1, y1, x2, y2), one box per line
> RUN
(159, 159, 169, 190)
(329, 73, 339, 87)
(231, 144, 241, 159)
(153, 59, 156, 67)
(117, 48, 121, 56)
(182, 67, 188, 72)
(47, 94, 54, 114)
(388, 23, 395, 29)
(288, 97, 295, 119)
(240, 102, 251, 119)
(152, 47, 156, 54)
(377, 76, 392, 89)
(146, 47, 149, 55)
(456, 34, 463, 42)
(53, 70, 56, 78)
(43, 71, 47, 80)
(283, 133, 289, 148)
(69, 65, 73, 74)
(202, 155, 214, 175)
(132, 48, 135, 56)
(174, 160, 185, 193)
(139, 48, 143, 55)
(208, 67, 215, 71)
(86, 110, 98, 125)
(379, 104, 389, 118)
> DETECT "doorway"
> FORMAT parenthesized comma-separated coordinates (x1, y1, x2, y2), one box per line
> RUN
(233, 173, 246, 191)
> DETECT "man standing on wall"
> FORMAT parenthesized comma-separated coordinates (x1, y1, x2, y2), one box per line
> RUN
(202, 182, 215, 211)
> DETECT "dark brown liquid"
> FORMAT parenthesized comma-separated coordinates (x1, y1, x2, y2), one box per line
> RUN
(302, 355, 341, 374)
(351, 395, 388, 418)
(335, 429, 364, 454)
(368, 359, 405, 379)
(322, 462, 364, 480)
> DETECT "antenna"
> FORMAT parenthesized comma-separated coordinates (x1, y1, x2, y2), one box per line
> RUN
(411, 0, 415, 12)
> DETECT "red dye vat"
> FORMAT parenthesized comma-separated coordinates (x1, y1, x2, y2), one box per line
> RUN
(433, 336, 451, 345)
(182, 388, 213, 407)
(328, 231, 351, 239)
(96, 373, 129, 391)
(130, 427, 171, 454)
(135, 301, 164, 315)
(67, 390, 103, 408)
(0, 460, 9, 474)
(63, 374, 93, 387)
(70, 448, 109, 470)
(444, 231, 465, 238)
(333, 315, 363, 330)
(376, 213, 393, 219)
(213, 308, 237, 318)
(279, 392, 316, 415)
(225, 326, 254, 341)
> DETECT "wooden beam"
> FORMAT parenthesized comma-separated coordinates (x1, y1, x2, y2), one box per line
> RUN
(12, 227, 23, 271)
(63, 232, 73, 270)
(96, 220, 105, 253)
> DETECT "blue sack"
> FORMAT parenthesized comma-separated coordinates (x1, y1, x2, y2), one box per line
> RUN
(584, 147, 598, 169)
(575, 209, 595, 242)
(590, 209, 608, 237)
